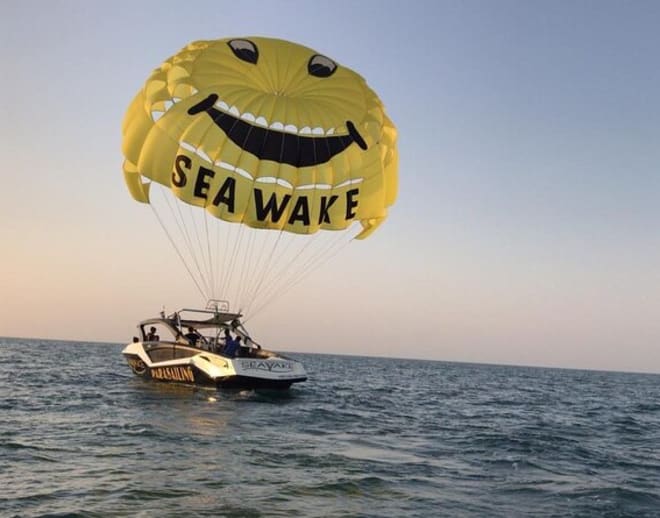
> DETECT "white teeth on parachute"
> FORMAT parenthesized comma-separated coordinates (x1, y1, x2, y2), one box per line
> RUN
(152, 94, 341, 136)
(214, 160, 254, 181)
(196, 148, 212, 163)
(180, 141, 196, 153)
(335, 178, 364, 188)
(296, 183, 332, 190)
(256, 177, 294, 189)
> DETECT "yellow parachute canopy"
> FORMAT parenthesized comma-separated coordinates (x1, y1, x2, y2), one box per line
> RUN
(122, 37, 398, 240)
(122, 37, 397, 312)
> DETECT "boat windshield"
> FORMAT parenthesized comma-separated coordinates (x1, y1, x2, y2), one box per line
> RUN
(140, 322, 174, 343)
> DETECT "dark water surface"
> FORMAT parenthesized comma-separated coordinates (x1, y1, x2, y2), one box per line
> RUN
(2, 338, 660, 517)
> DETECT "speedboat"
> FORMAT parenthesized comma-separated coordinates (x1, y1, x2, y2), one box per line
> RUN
(122, 302, 307, 390)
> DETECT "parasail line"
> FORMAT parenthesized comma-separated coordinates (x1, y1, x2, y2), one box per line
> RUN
(246, 230, 355, 321)
(170, 194, 212, 297)
(149, 201, 207, 301)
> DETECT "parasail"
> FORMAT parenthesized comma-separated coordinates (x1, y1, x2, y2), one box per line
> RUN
(122, 37, 398, 316)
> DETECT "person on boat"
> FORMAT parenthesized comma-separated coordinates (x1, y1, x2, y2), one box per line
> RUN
(223, 329, 242, 357)
(146, 327, 159, 341)
(184, 326, 201, 346)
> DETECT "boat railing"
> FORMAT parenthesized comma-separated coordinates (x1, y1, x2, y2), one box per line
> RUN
(206, 299, 230, 312)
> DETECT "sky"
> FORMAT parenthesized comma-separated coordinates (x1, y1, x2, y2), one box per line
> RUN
(1, 0, 659, 373)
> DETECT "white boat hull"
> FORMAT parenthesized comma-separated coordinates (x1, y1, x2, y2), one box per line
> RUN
(122, 341, 307, 390)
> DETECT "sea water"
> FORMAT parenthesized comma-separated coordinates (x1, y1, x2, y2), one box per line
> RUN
(1, 338, 660, 517)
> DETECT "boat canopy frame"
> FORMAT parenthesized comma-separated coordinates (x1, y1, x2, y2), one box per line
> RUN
(136, 303, 257, 349)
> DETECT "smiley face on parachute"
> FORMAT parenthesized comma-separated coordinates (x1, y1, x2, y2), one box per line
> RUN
(122, 37, 397, 238)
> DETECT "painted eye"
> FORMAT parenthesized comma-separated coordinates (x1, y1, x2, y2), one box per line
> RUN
(228, 39, 259, 64)
(308, 54, 337, 78)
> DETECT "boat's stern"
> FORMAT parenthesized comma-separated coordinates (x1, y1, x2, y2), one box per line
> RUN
(194, 353, 308, 389)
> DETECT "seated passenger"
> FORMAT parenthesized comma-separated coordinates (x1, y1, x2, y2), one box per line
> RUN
(146, 327, 159, 341)
(184, 326, 201, 346)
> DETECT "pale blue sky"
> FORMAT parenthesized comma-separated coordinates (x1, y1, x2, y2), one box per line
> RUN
(1, 0, 659, 372)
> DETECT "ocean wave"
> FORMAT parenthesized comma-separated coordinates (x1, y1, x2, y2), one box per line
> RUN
(2, 341, 660, 517)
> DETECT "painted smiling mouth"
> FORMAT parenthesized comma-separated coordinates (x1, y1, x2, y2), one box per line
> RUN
(187, 94, 368, 168)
